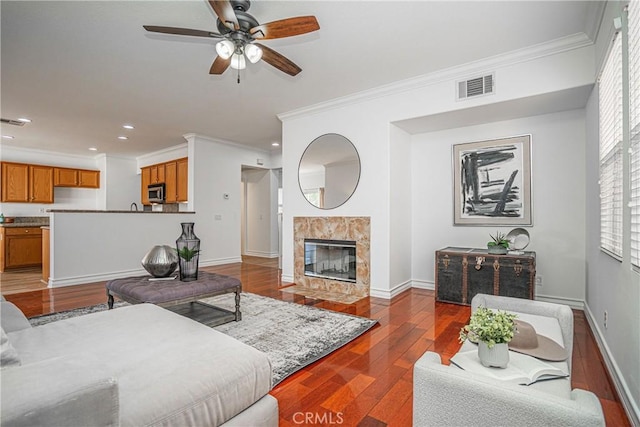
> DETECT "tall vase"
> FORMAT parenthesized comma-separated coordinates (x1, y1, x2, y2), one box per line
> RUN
(478, 341, 510, 368)
(176, 222, 200, 281)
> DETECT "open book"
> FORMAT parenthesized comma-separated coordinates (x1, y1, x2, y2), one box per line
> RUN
(450, 350, 569, 386)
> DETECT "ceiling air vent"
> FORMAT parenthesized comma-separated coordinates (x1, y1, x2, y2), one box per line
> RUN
(457, 73, 494, 100)
(0, 118, 26, 127)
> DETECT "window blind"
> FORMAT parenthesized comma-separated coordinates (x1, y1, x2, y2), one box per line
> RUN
(599, 33, 623, 257)
(630, 1, 640, 267)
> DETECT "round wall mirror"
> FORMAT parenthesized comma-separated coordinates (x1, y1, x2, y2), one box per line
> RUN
(298, 133, 361, 209)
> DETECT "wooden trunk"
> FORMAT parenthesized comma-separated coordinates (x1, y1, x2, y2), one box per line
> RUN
(435, 247, 536, 305)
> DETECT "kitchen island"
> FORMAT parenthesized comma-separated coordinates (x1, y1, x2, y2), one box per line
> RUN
(46, 210, 198, 287)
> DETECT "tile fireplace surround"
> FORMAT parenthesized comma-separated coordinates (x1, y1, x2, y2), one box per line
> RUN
(293, 216, 370, 299)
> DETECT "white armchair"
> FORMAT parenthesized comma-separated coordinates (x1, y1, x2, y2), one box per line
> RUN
(412, 294, 605, 427)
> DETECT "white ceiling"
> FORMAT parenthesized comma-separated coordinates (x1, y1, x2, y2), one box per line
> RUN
(0, 1, 603, 158)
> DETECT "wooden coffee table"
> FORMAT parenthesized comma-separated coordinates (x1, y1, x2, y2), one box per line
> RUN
(106, 271, 241, 327)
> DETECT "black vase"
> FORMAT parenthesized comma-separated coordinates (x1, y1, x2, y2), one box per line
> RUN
(176, 222, 200, 281)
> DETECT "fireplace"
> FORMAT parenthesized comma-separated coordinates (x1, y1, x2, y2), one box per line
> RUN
(304, 239, 356, 283)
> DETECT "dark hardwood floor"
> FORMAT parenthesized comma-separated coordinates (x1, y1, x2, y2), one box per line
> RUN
(1, 259, 630, 426)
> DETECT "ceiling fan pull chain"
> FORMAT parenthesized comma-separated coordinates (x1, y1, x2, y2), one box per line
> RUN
(237, 67, 240, 84)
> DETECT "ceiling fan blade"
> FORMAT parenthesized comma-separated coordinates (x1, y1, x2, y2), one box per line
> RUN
(143, 25, 223, 38)
(254, 43, 301, 76)
(210, 56, 231, 74)
(208, 0, 239, 30)
(250, 16, 319, 40)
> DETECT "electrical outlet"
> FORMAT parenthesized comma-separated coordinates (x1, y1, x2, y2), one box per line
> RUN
(604, 311, 608, 329)
(535, 275, 543, 286)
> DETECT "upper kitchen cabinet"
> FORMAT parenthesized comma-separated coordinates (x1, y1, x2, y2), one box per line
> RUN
(78, 169, 100, 188)
(164, 158, 188, 203)
(1, 162, 53, 203)
(149, 164, 165, 184)
(141, 158, 188, 205)
(54, 167, 100, 188)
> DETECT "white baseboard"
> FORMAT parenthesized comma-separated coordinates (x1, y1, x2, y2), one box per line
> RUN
(411, 279, 435, 290)
(243, 251, 279, 259)
(48, 257, 242, 287)
(370, 280, 413, 299)
(533, 293, 584, 309)
(584, 303, 640, 426)
(282, 274, 294, 283)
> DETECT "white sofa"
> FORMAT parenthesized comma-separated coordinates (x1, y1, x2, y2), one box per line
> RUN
(413, 294, 605, 427)
(0, 296, 278, 427)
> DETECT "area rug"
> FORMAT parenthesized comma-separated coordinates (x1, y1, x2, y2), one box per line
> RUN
(28, 293, 377, 386)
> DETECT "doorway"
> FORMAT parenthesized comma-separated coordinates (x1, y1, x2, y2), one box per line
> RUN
(240, 166, 281, 267)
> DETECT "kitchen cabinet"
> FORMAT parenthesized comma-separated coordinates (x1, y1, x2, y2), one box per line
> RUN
(141, 167, 151, 205)
(149, 164, 165, 184)
(54, 167, 100, 188)
(0, 226, 43, 272)
(79, 169, 100, 188)
(435, 247, 536, 305)
(176, 157, 188, 202)
(1, 162, 53, 203)
(54, 168, 78, 186)
(141, 158, 188, 205)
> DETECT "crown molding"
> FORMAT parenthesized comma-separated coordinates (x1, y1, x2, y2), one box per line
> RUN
(182, 133, 270, 155)
(135, 142, 188, 163)
(0, 143, 102, 161)
(278, 33, 593, 122)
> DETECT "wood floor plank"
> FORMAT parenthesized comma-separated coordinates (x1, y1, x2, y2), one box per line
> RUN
(1, 260, 630, 427)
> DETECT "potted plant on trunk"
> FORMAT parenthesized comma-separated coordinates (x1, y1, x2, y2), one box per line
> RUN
(459, 306, 517, 368)
(487, 231, 510, 254)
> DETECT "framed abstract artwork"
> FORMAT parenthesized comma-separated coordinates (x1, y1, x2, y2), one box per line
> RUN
(453, 135, 532, 226)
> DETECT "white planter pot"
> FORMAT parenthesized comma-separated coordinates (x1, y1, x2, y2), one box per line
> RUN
(478, 341, 509, 368)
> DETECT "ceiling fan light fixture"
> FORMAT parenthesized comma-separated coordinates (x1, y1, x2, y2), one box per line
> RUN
(230, 53, 246, 70)
(216, 40, 235, 60)
(245, 44, 262, 64)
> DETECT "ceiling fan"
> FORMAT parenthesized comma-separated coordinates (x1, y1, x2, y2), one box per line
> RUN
(143, 0, 319, 78)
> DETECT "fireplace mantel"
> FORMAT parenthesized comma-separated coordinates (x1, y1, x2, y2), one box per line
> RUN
(293, 216, 370, 298)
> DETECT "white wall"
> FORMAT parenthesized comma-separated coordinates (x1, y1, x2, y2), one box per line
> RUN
(583, 1, 640, 422)
(0, 145, 101, 216)
(389, 125, 413, 295)
(280, 36, 594, 296)
(411, 109, 587, 304)
(96, 155, 139, 210)
(185, 134, 274, 266)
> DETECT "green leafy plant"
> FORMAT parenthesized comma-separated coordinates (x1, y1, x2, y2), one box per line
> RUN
(459, 306, 517, 348)
(176, 247, 200, 262)
(487, 231, 510, 249)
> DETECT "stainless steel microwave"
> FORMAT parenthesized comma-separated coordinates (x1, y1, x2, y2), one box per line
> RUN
(148, 183, 165, 203)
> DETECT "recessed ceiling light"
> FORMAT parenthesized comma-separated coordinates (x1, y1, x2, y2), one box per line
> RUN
(89, 147, 98, 151)
(122, 124, 134, 130)
(272, 142, 280, 147)
(2, 135, 15, 139)
(17, 118, 31, 123)
(117, 136, 128, 140)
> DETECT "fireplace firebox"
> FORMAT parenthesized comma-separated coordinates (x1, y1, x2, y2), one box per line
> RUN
(304, 239, 356, 283)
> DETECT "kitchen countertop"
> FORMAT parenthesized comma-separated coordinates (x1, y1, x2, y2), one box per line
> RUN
(48, 210, 195, 214)
(0, 222, 49, 228)
(0, 216, 49, 228)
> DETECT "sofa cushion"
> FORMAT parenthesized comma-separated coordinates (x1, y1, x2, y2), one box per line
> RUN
(7, 304, 272, 426)
(1, 301, 33, 333)
(1, 328, 21, 369)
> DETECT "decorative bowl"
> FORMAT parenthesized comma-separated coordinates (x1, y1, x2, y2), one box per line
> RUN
(141, 245, 178, 278)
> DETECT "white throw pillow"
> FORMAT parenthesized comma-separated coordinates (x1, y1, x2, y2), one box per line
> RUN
(1, 327, 21, 369)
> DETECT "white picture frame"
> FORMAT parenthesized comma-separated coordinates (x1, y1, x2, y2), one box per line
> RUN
(453, 135, 532, 226)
